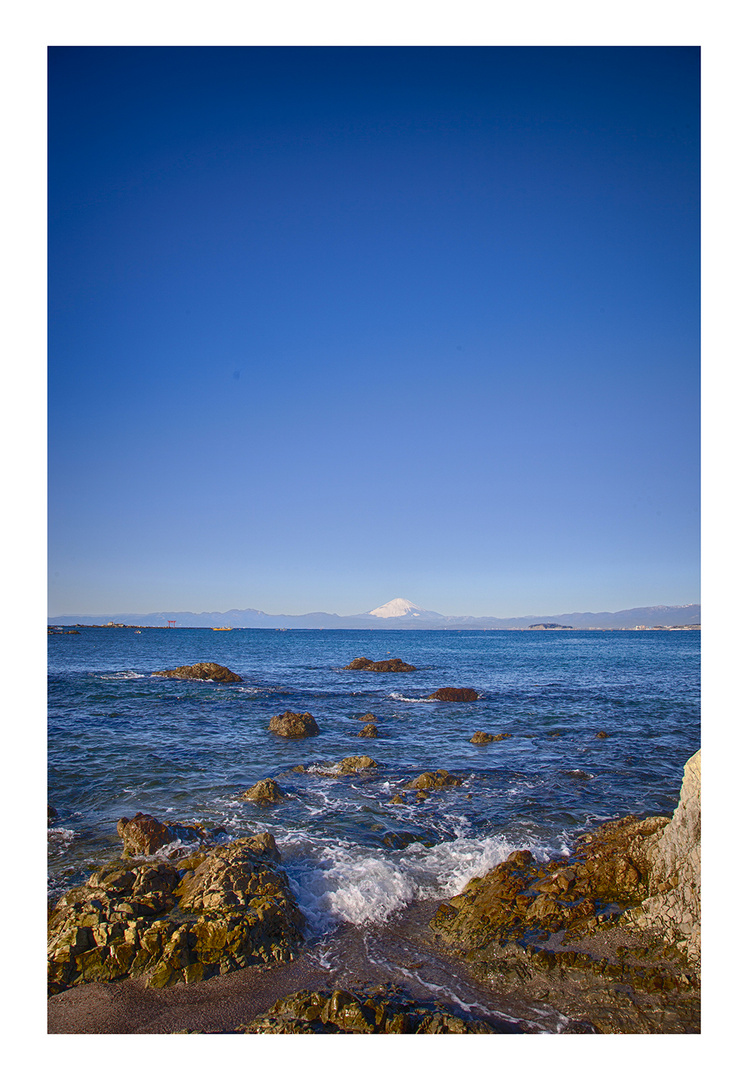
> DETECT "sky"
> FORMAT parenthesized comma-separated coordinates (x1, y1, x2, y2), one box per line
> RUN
(48, 45, 700, 618)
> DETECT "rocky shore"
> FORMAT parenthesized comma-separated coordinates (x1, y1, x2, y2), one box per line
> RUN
(48, 751, 700, 1034)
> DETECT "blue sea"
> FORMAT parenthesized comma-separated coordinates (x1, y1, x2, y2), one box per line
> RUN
(48, 627, 699, 940)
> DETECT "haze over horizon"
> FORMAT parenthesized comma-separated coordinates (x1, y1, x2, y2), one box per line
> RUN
(48, 47, 700, 619)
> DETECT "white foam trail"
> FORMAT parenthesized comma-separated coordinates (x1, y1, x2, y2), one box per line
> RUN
(99, 671, 146, 680)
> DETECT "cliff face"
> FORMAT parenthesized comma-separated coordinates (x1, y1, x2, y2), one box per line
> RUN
(624, 750, 701, 967)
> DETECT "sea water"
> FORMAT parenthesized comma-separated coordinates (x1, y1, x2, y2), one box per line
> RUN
(48, 628, 699, 939)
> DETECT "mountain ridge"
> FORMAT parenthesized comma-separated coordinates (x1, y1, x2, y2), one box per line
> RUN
(49, 599, 701, 630)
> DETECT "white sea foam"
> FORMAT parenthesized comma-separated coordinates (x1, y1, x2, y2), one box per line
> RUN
(99, 670, 146, 680)
(283, 832, 561, 935)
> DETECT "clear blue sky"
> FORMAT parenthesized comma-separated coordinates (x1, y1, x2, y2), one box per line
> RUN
(48, 45, 699, 618)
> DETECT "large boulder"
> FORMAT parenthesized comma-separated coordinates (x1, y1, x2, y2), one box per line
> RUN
(152, 662, 242, 683)
(344, 657, 416, 672)
(427, 687, 479, 702)
(117, 813, 174, 855)
(268, 711, 320, 738)
(239, 779, 285, 804)
(333, 756, 378, 774)
(47, 832, 305, 995)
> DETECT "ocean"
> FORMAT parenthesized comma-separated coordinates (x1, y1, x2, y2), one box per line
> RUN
(48, 627, 699, 934)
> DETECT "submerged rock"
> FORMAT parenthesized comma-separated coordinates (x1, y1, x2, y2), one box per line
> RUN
(239, 779, 285, 804)
(152, 662, 242, 683)
(344, 657, 416, 672)
(405, 770, 462, 791)
(268, 711, 320, 738)
(357, 712, 378, 722)
(236, 986, 497, 1034)
(357, 723, 378, 738)
(48, 831, 304, 995)
(470, 731, 512, 744)
(427, 687, 479, 702)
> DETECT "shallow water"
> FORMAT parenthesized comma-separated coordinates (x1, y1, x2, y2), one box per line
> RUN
(48, 627, 699, 941)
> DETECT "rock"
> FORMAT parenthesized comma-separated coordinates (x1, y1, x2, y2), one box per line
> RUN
(48, 805, 58, 822)
(389, 794, 405, 805)
(344, 657, 416, 672)
(240, 779, 285, 804)
(236, 986, 497, 1034)
(151, 662, 242, 683)
(427, 687, 479, 702)
(470, 731, 512, 744)
(357, 712, 377, 722)
(405, 770, 462, 791)
(357, 723, 378, 738)
(117, 813, 175, 856)
(595, 731, 609, 739)
(268, 711, 320, 738)
(333, 756, 378, 774)
(429, 752, 701, 1032)
(48, 832, 304, 995)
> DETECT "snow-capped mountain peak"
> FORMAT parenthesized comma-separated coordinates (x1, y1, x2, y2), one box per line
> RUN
(367, 598, 427, 618)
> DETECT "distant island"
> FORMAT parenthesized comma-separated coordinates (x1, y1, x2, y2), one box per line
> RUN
(49, 597, 701, 631)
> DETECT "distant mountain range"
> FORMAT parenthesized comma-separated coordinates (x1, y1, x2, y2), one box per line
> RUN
(49, 597, 701, 630)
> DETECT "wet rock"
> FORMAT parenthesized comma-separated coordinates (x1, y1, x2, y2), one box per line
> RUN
(596, 731, 609, 739)
(344, 657, 416, 672)
(268, 711, 320, 738)
(389, 793, 405, 805)
(357, 723, 378, 738)
(405, 770, 462, 791)
(236, 986, 497, 1034)
(239, 779, 285, 804)
(117, 813, 175, 856)
(151, 662, 242, 683)
(333, 755, 378, 774)
(48, 805, 58, 822)
(427, 687, 479, 702)
(48, 832, 304, 995)
(357, 712, 377, 722)
(470, 731, 512, 744)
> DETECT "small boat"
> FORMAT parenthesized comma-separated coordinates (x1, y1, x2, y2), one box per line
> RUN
(212, 627, 232, 631)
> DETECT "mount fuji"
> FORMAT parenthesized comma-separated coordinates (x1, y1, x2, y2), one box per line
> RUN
(367, 598, 443, 620)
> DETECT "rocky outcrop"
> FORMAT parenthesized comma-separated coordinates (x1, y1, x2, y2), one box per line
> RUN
(236, 986, 497, 1033)
(240, 779, 285, 804)
(357, 723, 378, 738)
(429, 751, 701, 1032)
(344, 657, 416, 672)
(470, 731, 511, 744)
(152, 662, 242, 683)
(427, 687, 479, 702)
(405, 770, 462, 791)
(48, 832, 305, 995)
(268, 711, 320, 738)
